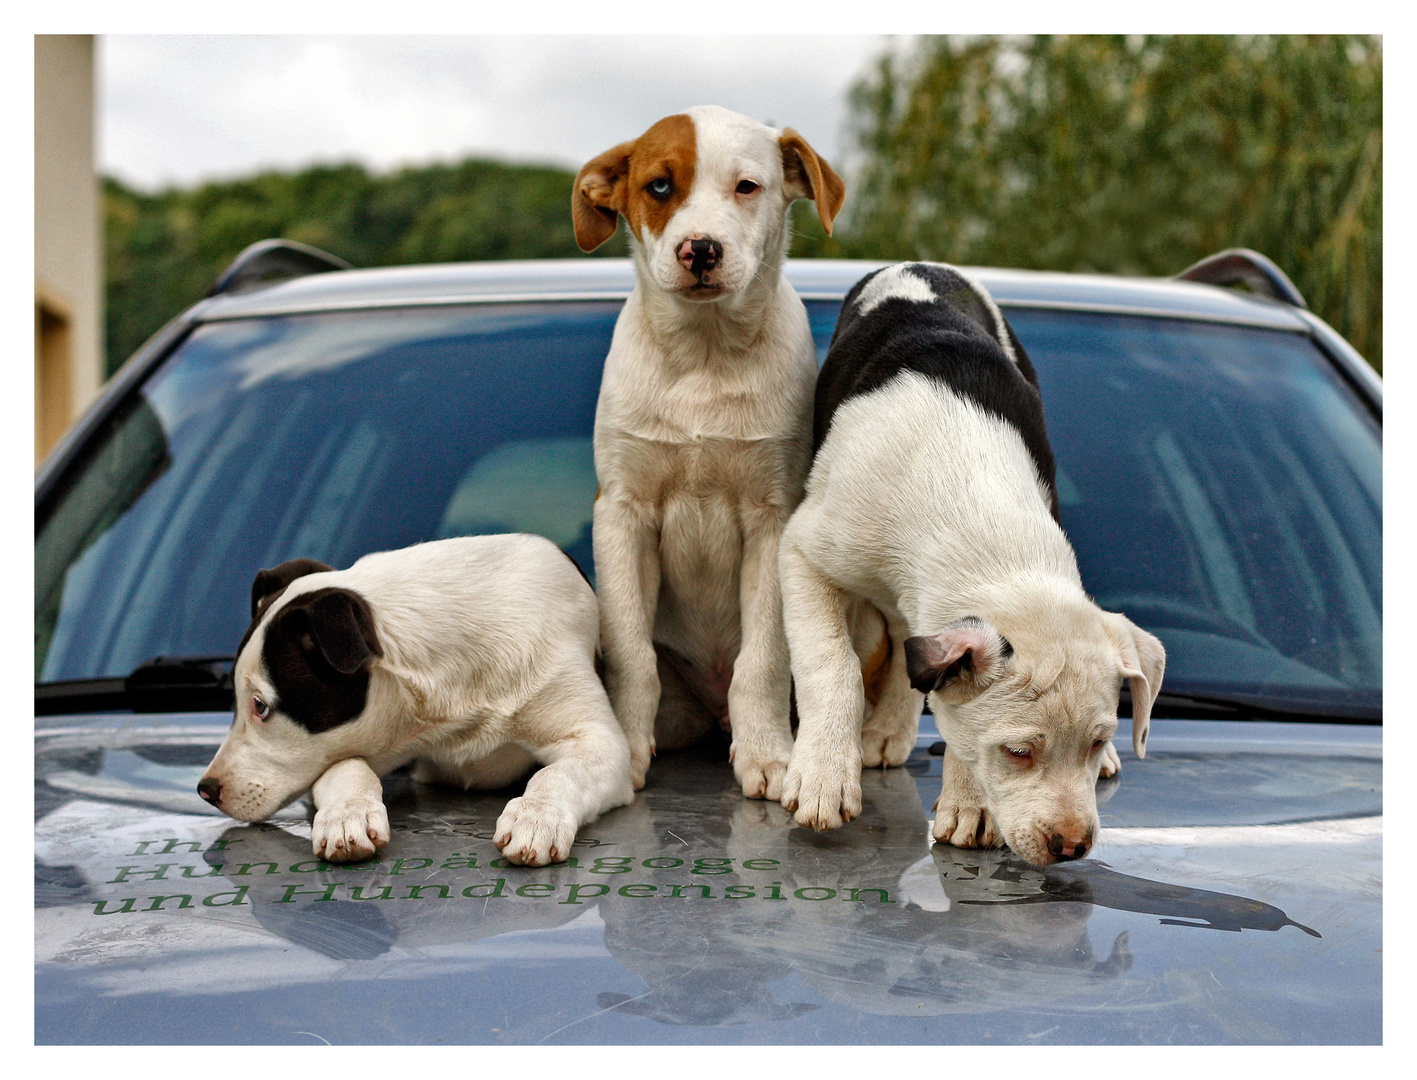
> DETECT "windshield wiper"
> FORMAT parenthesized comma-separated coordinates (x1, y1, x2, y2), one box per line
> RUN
(35, 656, 236, 716)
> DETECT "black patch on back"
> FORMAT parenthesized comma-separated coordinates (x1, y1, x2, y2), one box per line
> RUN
(262, 587, 383, 733)
(814, 263, 1059, 521)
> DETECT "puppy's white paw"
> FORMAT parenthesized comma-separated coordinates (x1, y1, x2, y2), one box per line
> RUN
(931, 795, 1000, 849)
(312, 800, 390, 863)
(733, 753, 789, 802)
(781, 762, 861, 832)
(860, 726, 913, 768)
(1098, 740, 1122, 779)
(495, 797, 579, 867)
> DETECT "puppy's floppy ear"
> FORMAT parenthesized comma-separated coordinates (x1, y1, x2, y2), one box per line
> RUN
(573, 140, 635, 252)
(251, 558, 335, 620)
(904, 617, 1012, 702)
(1103, 613, 1166, 758)
(779, 128, 846, 236)
(294, 588, 383, 676)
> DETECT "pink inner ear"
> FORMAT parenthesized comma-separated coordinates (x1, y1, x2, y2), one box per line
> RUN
(927, 625, 992, 668)
(906, 618, 1009, 700)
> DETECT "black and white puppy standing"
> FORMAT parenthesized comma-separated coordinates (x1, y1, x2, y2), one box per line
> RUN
(198, 534, 634, 866)
(778, 263, 1165, 866)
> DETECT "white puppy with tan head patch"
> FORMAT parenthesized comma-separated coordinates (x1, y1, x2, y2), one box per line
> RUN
(198, 534, 634, 866)
(779, 263, 1165, 866)
(573, 106, 845, 799)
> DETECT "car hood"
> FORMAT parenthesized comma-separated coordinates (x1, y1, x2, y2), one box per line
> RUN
(35, 713, 1380, 1044)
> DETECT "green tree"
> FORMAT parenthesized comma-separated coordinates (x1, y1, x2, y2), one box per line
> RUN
(813, 35, 1381, 369)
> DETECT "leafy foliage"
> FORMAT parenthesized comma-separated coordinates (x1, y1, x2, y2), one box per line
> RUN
(106, 38, 1380, 375)
(800, 35, 1381, 369)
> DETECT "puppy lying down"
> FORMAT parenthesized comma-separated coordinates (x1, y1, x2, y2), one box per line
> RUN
(198, 534, 634, 866)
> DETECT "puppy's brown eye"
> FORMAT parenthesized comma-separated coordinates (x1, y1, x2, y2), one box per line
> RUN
(735, 179, 759, 195)
(1092, 739, 1106, 750)
(252, 697, 271, 721)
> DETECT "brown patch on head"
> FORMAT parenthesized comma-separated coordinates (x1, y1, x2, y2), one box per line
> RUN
(780, 128, 846, 235)
(624, 114, 697, 242)
(572, 114, 697, 250)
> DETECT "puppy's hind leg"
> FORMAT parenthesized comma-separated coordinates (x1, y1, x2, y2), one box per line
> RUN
(495, 670, 636, 867)
(858, 605, 925, 769)
(310, 757, 392, 863)
(653, 648, 716, 752)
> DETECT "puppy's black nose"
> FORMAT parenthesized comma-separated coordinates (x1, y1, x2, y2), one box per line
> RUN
(1048, 832, 1088, 861)
(678, 236, 723, 277)
(197, 777, 223, 806)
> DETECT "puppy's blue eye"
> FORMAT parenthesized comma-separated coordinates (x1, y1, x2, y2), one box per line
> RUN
(252, 697, 271, 721)
(647, 178, 672, 199)
(736, 179, 759, 195)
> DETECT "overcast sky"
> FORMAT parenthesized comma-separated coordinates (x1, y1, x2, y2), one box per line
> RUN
(99, 35, 903, 191)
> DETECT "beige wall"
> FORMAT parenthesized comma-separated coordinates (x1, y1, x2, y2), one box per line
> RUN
(35, 34, 103, 467)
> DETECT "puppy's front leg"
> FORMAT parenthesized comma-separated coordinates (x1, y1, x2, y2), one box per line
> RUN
(310, 757, 391, 863)
(779, 537, 866, 830)
(728, 505, 796, 801)
(496, 674, 636, 867)
(932, 747, 1000, 849)
(593, 493, 662, 789)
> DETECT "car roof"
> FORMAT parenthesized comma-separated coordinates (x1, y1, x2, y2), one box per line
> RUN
(194, 256, 1312, 332)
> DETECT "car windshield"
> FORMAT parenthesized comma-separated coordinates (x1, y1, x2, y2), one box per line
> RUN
(36, 298, 1381, 720)
(1014, 308, 1381, 719)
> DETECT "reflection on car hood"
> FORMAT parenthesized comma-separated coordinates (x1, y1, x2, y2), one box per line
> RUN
(35, 713, 1380, 1045)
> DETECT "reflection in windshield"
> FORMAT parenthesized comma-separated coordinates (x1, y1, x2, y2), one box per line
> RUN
(37, 304, 619, 682)
(35, 395, 170, 680)
(1014, 311, 1381, 717)
(36, 303, 1380, 717)
(437, 437, 595, 548)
